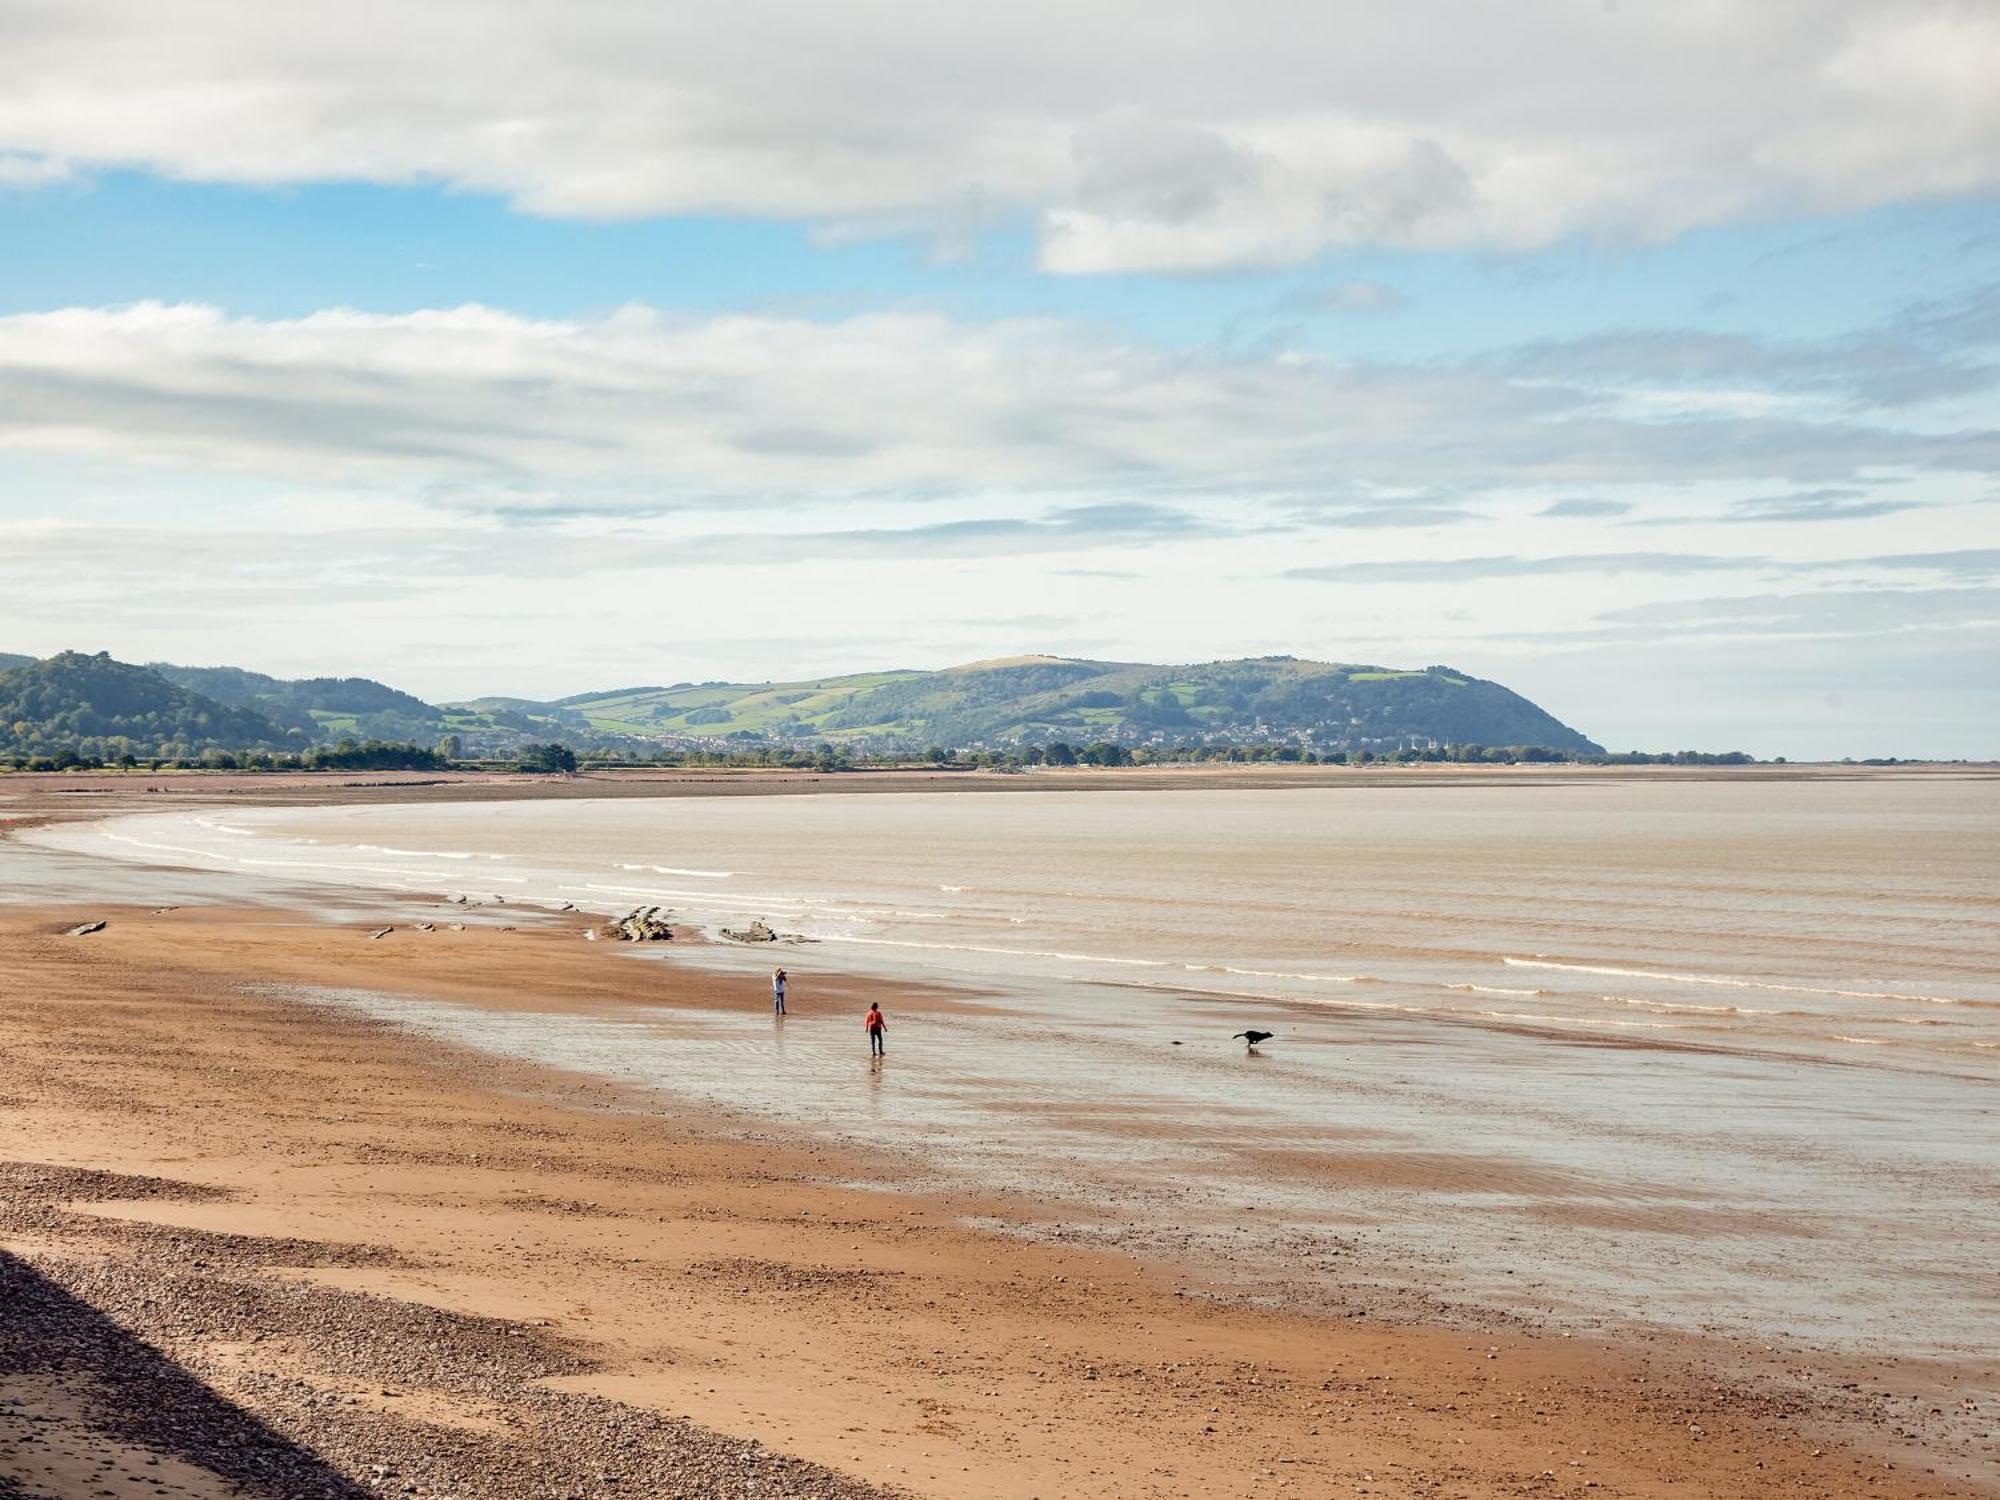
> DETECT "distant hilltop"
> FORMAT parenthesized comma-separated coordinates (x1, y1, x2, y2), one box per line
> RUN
(0, 649, 1602, 761)
(535, 655, 1603, 757)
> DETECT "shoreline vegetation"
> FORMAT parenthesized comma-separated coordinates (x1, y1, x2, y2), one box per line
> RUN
(0, 770, 1993, 1498)
(8, 739, 1797, 776)
(7, 740, 1983, 778)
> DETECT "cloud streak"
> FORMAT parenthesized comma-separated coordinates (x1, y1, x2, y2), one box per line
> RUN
(2, 297, 1995, 515)
(1722, 488, 1923, 523)
(684, 503, 1240, 561)
(1285, 552, 1747, 584)
(1539, 498, 1632, 519)
(1283, 548, 2000, 585)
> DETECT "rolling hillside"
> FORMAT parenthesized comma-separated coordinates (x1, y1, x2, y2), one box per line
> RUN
(537, 656, 1602, 754)
(0, 651, 286, 758)
(149, 663, 446, 743)
(0, 651, 1602, 757)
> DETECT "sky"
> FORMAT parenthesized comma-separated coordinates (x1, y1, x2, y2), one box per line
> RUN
(1, 1, 1997, 758)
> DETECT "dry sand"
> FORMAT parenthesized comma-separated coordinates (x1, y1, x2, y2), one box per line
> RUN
(2, 768, 1993, 1498)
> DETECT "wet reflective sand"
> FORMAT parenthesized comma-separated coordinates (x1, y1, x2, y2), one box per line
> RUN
(36, 777, 1992, 1388)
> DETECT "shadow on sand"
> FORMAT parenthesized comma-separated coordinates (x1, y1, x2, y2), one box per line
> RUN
(0, 1249, 370, 1499)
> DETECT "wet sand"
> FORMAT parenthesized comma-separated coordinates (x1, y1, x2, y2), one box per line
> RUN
(3, 767, 1995, 1498)
(3, 757, 1987, 830)
(0, 895, 1990, 1499)
(28, 773, 1996, 1377)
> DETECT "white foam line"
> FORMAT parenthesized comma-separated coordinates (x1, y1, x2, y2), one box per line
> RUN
(349, 844, 508, 861)
(580, 882, 821, 909)
(70, 827, 458, 885)
(821, 906, 950, 921)
(1476, 1010, 1678, 1031)
(820, 933, 1173, 967)
(85, 833, 554, 906)
(617, 863, 734, 879)
(1188, 964, 1365, 984)
(1081, 974, 1831, 1038)
(1503, 957, 1978, 1007)
(1248, 993, 1430, 1016)
(192, 819, 257, 837)
(1610, 996, 1759, 1016)
(577, 881, 945, 924)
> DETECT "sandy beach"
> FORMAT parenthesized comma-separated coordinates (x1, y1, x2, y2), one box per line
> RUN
(2, 769, 1994, 1499)
(12, 3, 1994, 1489)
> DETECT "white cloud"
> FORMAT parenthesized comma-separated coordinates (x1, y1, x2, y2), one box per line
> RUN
(1, 298, 1991, 512)
(0, 151, 69, 187)
(1, 2, 1995, 270)
(0, 289, 1991, 754)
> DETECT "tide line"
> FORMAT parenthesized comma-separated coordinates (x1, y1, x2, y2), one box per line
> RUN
(1503, 957, 1979, 1008)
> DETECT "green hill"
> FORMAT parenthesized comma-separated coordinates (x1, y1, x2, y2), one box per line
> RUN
(0, 653, 33, 674)
(0, 651, 1603, 759)
(0, 651, 286, 760)
(435, 696, 592, 746)
(149, 662, 445, 743)
(544, 655, 1601, 754)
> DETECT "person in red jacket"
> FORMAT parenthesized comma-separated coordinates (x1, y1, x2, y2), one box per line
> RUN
(864, 1001, 886, 1056)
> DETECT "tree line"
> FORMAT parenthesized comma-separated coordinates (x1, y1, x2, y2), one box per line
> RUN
(5, 737, 1763, 775)
(4, 739, 450, 773)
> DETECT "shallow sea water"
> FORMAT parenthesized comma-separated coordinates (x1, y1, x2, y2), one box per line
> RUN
(24, 777, 2000, 1374)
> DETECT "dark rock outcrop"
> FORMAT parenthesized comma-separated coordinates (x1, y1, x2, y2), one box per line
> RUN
(602, 907, 674, 942)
